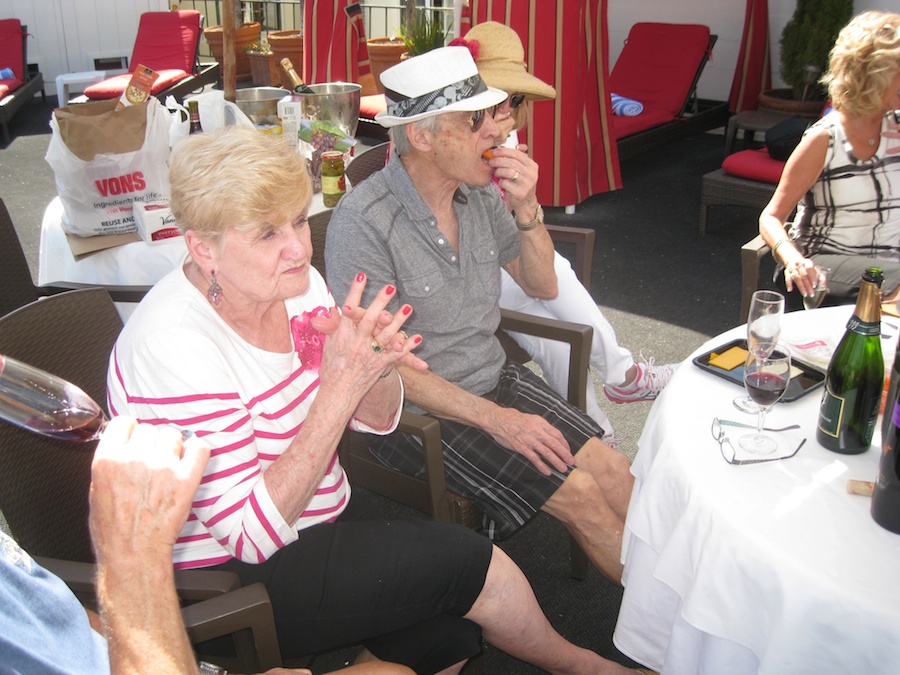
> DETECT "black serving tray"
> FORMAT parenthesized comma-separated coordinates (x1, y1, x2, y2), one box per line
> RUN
(692, 338, 826, 402)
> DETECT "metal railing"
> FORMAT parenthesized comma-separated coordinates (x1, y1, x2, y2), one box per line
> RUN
(177, 0, 458, 58)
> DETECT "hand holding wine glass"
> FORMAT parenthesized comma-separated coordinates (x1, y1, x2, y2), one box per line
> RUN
(740, 344, 792, 454)
(803, 265, 831, 311)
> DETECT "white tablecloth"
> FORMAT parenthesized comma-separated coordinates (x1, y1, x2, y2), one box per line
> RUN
(38, 197, 187, 289)
(614, 305, 900, 674)
(38, 193, 328, 289)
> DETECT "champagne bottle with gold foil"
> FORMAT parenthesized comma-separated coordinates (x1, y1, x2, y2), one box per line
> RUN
(280, 58, 315, 95)
(817, 267, 884, 454)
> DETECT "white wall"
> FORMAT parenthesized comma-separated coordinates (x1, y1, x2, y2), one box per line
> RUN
(6, 0, 900, 100)
(1, 0, 166, 97)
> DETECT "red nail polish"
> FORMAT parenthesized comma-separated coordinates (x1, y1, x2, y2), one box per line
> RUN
(414, 336, 422, 344)
(386, 285, 395, 295)
(402, 305, 412, 315)
(356, 272, 365, 282)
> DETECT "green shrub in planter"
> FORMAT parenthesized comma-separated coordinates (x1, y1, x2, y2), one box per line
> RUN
(779, 0, 853, 100)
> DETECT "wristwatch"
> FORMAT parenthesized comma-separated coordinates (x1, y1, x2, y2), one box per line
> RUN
(515, 204, 544, 231)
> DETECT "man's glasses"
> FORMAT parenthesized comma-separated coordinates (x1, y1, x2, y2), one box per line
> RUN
(711, 417, 805, 465)
(466, 108, 491, 132)
(466, 96, 526, 133)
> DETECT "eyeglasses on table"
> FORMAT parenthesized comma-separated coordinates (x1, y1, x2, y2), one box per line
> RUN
(711, 417, 806, 465)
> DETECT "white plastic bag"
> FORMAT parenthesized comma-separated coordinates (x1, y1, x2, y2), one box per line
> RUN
(46, 98, 172, 237)
(167, 90, 254, 148)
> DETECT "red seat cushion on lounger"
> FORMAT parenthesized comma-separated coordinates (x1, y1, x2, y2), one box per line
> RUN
(83, 11, 201, 99)
(0, 18, 26, 97)
(609, 22, 711, 140)
(83, 70, 191, 99)
(360, 94, 387, 121)
(722, 148, 785, 184)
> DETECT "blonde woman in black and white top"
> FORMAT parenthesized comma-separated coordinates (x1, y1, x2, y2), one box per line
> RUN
(760, 10, 900, 307)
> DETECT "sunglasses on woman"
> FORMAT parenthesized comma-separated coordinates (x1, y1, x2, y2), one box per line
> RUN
(506, 93, 526, 110)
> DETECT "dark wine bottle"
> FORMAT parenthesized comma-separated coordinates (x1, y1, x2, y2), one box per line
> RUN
(874, 337, 900, 532)
(280, 58, 315, 95)
(187, 100, 203, 134)
(817, 267, 884, 454)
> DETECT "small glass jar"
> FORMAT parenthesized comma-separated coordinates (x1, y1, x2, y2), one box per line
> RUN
(321, 151, 346, 208)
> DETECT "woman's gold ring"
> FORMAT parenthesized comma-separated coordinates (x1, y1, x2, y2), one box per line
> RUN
(371, 339, 384, 353)
(397, 330, 409, 342)
(511, 171, 519, 182)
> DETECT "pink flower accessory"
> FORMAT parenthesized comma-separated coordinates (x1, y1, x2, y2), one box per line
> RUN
(290, 305, 332, 373)
(448, 37, 479, 61)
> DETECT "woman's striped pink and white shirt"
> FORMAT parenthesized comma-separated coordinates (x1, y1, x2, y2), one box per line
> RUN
(107, 265, 386, 569)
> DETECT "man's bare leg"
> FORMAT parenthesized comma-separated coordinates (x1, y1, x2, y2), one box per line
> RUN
(541, 438, 633, 584)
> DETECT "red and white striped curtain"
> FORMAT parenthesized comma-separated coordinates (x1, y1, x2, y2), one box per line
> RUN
(728, 0, 772, 113)
(303, 0, 370, 85)
(461, 0, 621, 206)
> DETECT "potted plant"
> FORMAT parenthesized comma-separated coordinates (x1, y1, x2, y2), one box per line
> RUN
(244, 40, 281, 87)
(366, 36, 408, 95)
(397, 9, 448, 57)
(268, 30, 303, 89)
(202, 2, 261, 82)
(367, 9, 448, 95)
(759, 0, 852, 116)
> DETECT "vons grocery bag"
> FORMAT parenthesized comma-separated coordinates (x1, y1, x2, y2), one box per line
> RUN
(45, 97, 171, 237)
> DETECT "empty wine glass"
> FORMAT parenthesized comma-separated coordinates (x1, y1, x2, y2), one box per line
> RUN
(740, 344, 792, 454)
(0, 353, 106, 442)
(803, 265, 831, 310)
(735, 290, 785, 413)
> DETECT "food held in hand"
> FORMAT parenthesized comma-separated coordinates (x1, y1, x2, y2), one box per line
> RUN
(482, 148, 496, 159)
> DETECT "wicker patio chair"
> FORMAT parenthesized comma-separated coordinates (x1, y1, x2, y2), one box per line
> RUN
(0, 288, 282, 673)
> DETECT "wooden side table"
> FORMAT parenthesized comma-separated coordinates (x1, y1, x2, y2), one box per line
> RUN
(724, 109, 794, 157)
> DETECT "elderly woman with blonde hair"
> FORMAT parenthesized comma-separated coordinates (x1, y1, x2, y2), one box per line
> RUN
(107, 125, 638, 675)
(760, 10, 900, 307)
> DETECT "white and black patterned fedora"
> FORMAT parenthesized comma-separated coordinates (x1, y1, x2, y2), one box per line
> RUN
(375, 46, 507, 128)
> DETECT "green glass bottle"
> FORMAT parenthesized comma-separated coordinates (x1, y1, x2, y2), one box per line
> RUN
(817, 267, 884, 454)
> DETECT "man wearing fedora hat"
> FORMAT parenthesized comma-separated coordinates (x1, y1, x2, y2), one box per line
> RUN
(326, 46, 633, 586)
(463, 21, 676, 429)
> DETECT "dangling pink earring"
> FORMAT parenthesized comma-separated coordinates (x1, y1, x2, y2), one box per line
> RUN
(207, 271, 223, 305)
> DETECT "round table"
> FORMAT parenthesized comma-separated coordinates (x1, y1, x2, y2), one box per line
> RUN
(614, 305, 900, 674)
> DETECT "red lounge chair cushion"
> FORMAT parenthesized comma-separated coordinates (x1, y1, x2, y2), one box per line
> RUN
(83, 11, 201, 100)
(609, 22, 711, 140)
(610, 22, 711, 117)
(0, 79, 23, 99)
(722, 148, 785, 184)
(360, 94, 387, 120)
(83, 69, 191, 99)
(610, 109, 674, 140)
(0, 18, 25, 97)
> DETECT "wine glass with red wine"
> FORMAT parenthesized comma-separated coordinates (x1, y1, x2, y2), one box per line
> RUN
(0, 354, 107, 442)
(740, 344, 792, 454)
(734, 290, 785, 414)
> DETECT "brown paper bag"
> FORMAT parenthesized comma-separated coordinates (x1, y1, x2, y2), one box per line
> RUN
(52, 99, 150, 161)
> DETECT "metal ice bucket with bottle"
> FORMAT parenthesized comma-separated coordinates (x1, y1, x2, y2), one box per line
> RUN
(279, 83, 361, 192)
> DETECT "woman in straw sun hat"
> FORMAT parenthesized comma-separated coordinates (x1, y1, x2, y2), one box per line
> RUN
(457, 22, 676, 427)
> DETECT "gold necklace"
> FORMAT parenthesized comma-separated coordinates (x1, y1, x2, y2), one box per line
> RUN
(851, 117, 879, 146)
